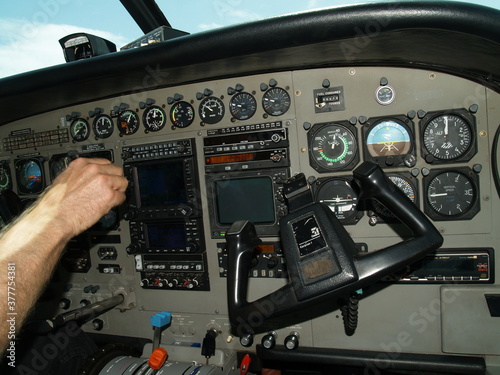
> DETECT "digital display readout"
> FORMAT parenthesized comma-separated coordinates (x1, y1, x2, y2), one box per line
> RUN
(215, 176, 275, 224)
(205, 153, 255, 165)
(135, 160, 187, 207)
(146, 222, 188, 248)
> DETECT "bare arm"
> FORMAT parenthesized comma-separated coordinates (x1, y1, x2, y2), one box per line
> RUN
(0, 158, 128, 354)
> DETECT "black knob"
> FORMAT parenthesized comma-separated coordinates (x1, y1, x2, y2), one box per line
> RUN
(168, 279, 179, 288)
(284, 332, 300, 350)
(92, 319, 104, 331)
(240, 333, 254, 347)
(79, 299, 91, 307)
(121, 150, 133, 160)
(59, 298, 71, 310)
(261, 332, 277, 349)
(267, 256, 279, 269)
(126, 243, 140, 255)
(124, 209, 137, 221)
(186, 242, 198, 253)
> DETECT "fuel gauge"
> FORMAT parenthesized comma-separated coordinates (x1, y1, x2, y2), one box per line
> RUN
(170, 101, 195, 128)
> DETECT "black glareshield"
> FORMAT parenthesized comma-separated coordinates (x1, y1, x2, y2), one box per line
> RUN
(226, 161, 443, 335)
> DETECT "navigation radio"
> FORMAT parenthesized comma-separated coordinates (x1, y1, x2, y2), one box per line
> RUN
(122, 139, 200, 221)
(122, 139, 208, 291)
(203, 123, 290, 238)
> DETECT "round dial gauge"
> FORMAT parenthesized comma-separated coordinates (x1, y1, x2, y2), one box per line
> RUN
(0, 166, 11, 191)
(92, 114, 114, 139)
(16, 159, 43, 194)
(426, 171, 475, 216)
(170, 101, 195, 128)
(309, 123, 358, 171)
(262, 87, 291, 116)
(143, 105, 166, 132)
(375, 86, 395, 105)
(315, 178, 361, 223)
(70, 118, 90, 142)
(372, 174, 417, 219)
(229, 92, 257, 120)
(366, 120, 412, 157)
(117, 110, 140, 135)
(422, 114, 473, 160)
(199, 97, 225, 124)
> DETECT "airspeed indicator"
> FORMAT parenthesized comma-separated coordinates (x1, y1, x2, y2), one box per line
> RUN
(308, 122, 358, 172)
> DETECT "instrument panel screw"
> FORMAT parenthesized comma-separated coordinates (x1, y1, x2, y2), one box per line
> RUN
(349, 68, 356, 75)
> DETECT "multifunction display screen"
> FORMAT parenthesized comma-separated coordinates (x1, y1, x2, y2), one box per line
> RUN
(215, 176, 275, 225)
(135, 160, 187, 207)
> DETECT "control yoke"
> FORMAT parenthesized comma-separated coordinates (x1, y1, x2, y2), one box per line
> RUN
(226, 161, 443, 335)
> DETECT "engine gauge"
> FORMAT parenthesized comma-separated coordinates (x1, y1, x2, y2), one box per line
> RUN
(366, 119, 412, 157)
(424, 169, 479, 220)
(117, 110, 140, 135)
(314, 177, 362, 224)
(92, 114, 114, 139)
(421, 112, 474, 161)
(170, 101, 195, 128)
(229, 92, 257, 120)
(199, 97, 225, 124)
(143, 105, 166, 132)
(371, 174, 417, 221)
(308, 122, 358, 172)
(70, 118, 90, 142)
(262, 87, 291, 116)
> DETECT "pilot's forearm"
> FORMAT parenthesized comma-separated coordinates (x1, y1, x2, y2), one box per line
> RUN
(0, 157, 127, 354)
(0, 199, 73, 354)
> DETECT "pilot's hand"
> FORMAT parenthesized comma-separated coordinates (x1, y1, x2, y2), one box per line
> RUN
(40, 157, 128, 239)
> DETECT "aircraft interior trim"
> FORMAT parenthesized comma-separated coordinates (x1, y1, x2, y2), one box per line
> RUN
(0, 1, 499, 374)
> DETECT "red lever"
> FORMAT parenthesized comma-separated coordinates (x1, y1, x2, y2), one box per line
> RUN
(240, 354, 251, 375)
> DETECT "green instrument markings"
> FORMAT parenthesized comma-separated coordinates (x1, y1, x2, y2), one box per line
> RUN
(319, 137, 348, 162)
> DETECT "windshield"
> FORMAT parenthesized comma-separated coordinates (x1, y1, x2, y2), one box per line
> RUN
(1, 0, 498, 78)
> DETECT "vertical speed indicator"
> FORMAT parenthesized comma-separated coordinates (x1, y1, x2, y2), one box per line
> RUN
(308, 122, 359, 172)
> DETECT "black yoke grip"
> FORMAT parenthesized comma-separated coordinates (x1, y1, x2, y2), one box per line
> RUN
(226, 162, 443, 335)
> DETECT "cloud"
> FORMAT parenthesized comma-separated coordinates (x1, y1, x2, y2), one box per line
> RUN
(0, 19, 127, 79)
(198, 23, 225, 31)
